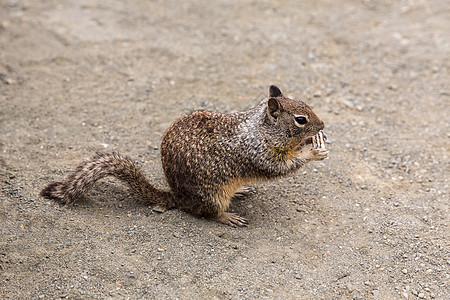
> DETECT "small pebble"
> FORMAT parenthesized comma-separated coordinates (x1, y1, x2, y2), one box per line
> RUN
(123, 273, 136, 279)
(2, 77, 16, 85)
(152, 207, 165, 213)
(402, 269, 408, 274)
(343, 99, 356, 108)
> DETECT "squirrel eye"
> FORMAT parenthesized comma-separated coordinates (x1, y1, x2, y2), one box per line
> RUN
(295, 116, 307, 125)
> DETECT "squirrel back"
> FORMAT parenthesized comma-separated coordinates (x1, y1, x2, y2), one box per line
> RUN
(41, 85, 328, 226)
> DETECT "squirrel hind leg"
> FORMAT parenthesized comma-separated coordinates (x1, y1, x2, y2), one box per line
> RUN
(211, 192, 249, 227)
(182, 186, 248, 227)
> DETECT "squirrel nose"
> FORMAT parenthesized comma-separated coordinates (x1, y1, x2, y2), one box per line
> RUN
(319, 120, 325, 130)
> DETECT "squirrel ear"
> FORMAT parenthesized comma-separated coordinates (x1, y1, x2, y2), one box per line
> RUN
(269, 85, 283, 98)
(267, 98, 282, 121)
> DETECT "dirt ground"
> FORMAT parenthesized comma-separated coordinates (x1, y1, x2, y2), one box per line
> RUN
(0, 0, 449, 299)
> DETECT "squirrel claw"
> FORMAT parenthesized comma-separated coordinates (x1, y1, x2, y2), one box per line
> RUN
(312, 148, 329, 161)
(233, 186, 256, 199)
(217, 212, 248, 227)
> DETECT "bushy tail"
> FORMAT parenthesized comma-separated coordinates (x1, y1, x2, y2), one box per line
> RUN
(40, 152, 175, 209)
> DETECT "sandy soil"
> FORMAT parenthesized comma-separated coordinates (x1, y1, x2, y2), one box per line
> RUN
(1, 0, 449, 299)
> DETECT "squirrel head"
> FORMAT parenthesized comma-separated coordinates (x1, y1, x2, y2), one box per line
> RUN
(265, 85, 324, 146)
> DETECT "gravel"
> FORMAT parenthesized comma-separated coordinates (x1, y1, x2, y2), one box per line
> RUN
(0, 0, 449, 299)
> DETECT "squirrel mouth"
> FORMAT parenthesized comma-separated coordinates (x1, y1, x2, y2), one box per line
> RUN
(298, 131, 327, 149)
(297, 136, 313, 151)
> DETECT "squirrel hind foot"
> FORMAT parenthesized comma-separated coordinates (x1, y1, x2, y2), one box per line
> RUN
(232, 186, 256, 199)
(216, 212, 248, 227)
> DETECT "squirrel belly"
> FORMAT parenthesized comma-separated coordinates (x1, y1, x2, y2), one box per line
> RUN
(40, 85, 328, 227)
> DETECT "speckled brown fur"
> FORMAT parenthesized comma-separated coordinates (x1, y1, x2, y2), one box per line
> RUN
(40, 152, 176, 209)
(41, 86, 328, 227)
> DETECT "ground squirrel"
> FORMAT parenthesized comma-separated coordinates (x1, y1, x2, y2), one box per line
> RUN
(41, 85, 328, 226)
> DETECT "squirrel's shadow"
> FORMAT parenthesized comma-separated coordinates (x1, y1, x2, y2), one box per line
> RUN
(68, 180, 142, 210)
(64, 180, 258, 223)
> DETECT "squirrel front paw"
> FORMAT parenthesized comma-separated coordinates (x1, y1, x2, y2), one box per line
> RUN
(310, 148, 329, 161)
(310, 131, 329, 161)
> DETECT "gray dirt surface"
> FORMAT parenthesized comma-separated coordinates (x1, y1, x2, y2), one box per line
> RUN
(1, 0, 449, 299)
